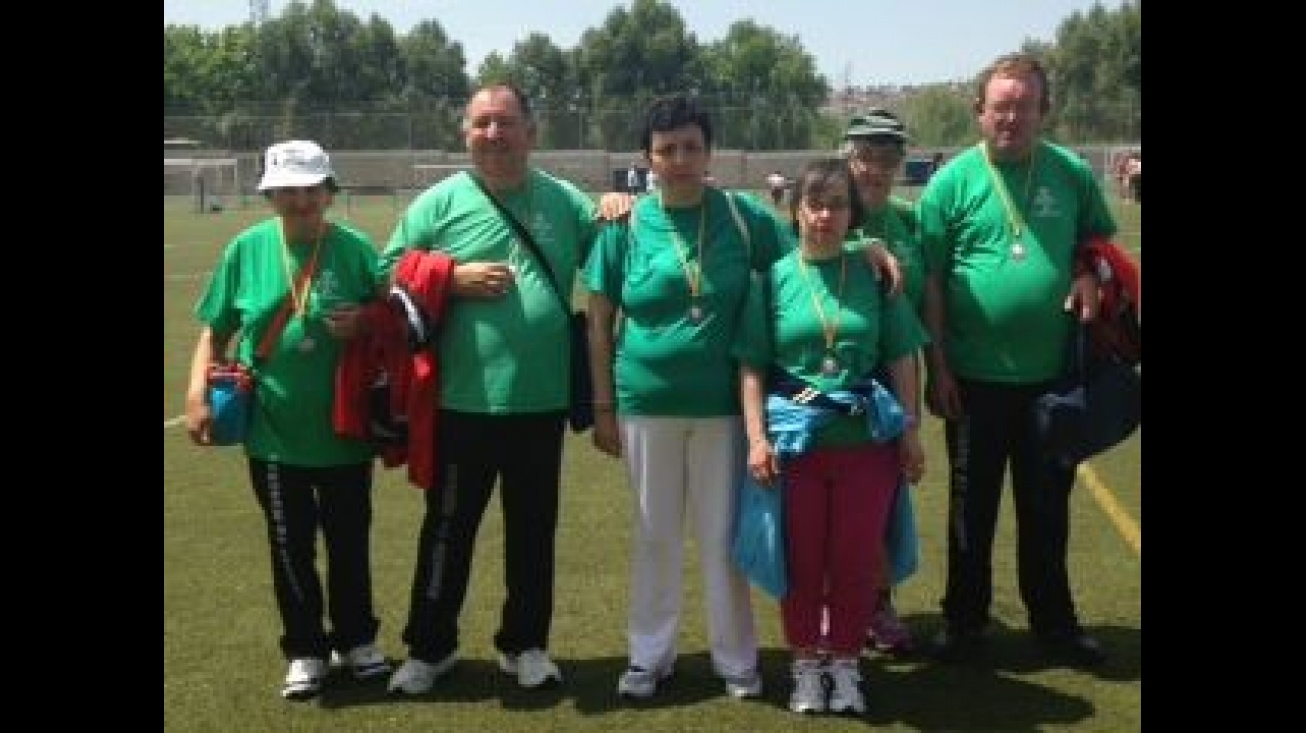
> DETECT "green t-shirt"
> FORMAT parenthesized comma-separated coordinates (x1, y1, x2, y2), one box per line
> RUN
(733, 249, 929, 447)
(380, 168, 598, 413)
(917, 141, 1117, 382)
(195, 218, 379, 466)
(849, 196, 925, 313)
(584, 189, 791, 416)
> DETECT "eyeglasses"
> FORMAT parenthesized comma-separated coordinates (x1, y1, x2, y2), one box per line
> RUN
(848, 150, 903, 169)
(467, 114, 525, 133)
(801, 196, 851, 212)
(982, 100, 1041, 117)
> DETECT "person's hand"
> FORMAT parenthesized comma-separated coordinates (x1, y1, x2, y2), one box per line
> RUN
(323, 303, 363, 341)
(747, 438, 780, 487)
(185, 388, 213, 445)
(900, 431, 926, 485)
(453, 261, 516, 298)
(926, 365, 963, 421)
(1065, 272, 1100, 323)
(596, 192, 636, 222)
(591, 410, 621, 457)
(866, 240, 904, 297)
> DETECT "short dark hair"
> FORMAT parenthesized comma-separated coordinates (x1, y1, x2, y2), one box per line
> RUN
(464, 82, 535, 129)
(640, 95, 713, 156)
(789, 158, 866, 235)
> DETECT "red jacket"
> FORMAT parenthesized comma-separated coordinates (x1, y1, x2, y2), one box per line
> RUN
(335, 250, 455, 489)
(1080, 236, 1141, 365)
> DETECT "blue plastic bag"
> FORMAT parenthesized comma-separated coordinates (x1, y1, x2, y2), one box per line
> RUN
(885, 478, 919, 585)
(732, 472, 787, 599)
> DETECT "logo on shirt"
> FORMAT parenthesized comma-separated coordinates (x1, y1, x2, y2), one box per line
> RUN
(530, 211, 556, 245)
(1031, 186, 1062, 220)
(314, 269, 345, 309)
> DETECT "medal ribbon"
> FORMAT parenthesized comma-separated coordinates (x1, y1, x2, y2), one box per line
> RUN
(661, 192, 706, 304)
(981, 141, 1037, 244)
(278, 218, 326, 319)
(796, 251, 847, 361)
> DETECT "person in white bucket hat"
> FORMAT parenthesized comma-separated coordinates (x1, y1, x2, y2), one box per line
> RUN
(185, 138, 392, 700)
(257, 140, 340, 192)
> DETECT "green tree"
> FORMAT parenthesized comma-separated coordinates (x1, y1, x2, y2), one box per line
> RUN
(477, 34, 576, 148)
(574, 0, 703, 148)
(702, 20, 829, 149)
(1047, 1, 1141, 142)
(898, 84, 975, 148)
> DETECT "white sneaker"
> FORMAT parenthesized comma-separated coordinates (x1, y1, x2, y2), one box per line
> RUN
(386, 652, 458, 695)
(337, 642, 392, 680)
(282, 657, 327, 701)
(616, 662, 673, 699)
(498, 648, 562, 688)
(723, 669, 763, 699)
(827, 657, 866, 714)
(788, 659, 826, 714)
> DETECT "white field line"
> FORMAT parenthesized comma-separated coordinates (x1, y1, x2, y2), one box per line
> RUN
(1077, 462, 1141, 556)
(164, 415, 185, 428)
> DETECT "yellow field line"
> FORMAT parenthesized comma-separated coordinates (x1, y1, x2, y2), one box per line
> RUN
(1077, 463, 1140, 556)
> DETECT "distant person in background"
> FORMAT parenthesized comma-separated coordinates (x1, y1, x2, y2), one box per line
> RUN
(184, 139, 391, 701)
(1113, 152, 1135, 203)
(841, 108, 926, 658)
(1125, 152, 1141, 204)
(645, 168, 659, 193)
(929, 152, 945, 179)
(627, 161, 643, 194)
(766, 169, 788, 207)
(917, 52, 1115, 668)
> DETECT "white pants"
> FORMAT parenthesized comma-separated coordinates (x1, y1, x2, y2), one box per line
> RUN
(619, 415, 758, 679)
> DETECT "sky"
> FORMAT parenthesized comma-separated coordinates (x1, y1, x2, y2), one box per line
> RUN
(163, 0, 1125, 87)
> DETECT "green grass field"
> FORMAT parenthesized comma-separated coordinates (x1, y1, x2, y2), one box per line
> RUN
(164, 193, 1141, 732)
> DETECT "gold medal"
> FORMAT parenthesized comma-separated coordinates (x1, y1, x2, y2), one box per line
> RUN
(664, 193, 707, 321)
(982, 142, 1037, 267)
(797, 253, 848, 380)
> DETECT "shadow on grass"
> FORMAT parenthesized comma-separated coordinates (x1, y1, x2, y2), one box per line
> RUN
(315, 657, 582, 711)
(312, 617, 1137, 729)
(851, 616, 1139, 731)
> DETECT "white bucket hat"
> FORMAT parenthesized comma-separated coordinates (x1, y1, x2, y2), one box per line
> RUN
(257, 140, 335, 191)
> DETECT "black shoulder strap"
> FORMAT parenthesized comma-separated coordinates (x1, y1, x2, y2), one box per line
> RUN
(470, 174, 570, 315)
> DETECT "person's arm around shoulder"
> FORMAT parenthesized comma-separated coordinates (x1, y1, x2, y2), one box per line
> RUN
(857, 238, 903, 297)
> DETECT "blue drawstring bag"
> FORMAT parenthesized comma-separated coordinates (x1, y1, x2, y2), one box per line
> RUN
(207, 363, 253, 446)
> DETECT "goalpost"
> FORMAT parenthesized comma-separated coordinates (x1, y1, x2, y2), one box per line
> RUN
(164, 157, 241, 213)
